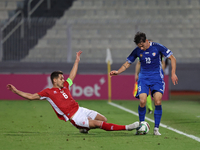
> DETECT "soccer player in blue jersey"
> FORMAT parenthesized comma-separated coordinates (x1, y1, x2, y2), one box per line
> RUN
(134, 39, 154, 115)
(110, 32, 178, 135)
(135, 59, 153, 114)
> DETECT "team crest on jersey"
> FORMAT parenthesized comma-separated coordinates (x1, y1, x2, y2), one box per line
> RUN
(60, 90, 64, 93)
(140, 54, 143, 57)
(152, 52, 156, 56)
(53, 91, 57, 94)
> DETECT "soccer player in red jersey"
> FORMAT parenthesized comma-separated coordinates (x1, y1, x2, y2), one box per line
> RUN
(7, 51, 140, 133)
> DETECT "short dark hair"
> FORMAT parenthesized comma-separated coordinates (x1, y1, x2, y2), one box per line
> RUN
(134, 32, 146, 44)
(50, 71, 63, 84)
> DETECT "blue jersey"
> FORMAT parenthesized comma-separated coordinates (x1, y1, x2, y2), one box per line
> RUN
(127, 42, 172, 80)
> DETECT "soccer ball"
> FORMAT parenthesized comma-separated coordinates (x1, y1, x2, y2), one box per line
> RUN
(136, 121, 150, 135)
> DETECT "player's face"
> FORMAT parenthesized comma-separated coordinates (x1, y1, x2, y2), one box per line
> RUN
(137, 40, 150, 51)
(54, 74, 65, 88)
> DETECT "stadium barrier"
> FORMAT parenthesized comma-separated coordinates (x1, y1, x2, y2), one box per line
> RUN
(0, 74, 169, 100)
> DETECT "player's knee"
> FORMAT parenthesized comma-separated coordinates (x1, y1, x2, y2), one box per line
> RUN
(90, 120, 102, 129)
(103, 117, 107, 122)
(99, 115, 107, 122)
(140, 99, 146, 106)
(154, 98, 162, 105)
(155, 100, 161, 106)
(96, 113, 107, 122)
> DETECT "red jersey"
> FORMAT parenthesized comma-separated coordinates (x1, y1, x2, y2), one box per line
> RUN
(38, 80, 79, 121)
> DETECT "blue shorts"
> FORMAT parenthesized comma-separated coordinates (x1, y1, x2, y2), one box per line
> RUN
(135, 78, 165, 98)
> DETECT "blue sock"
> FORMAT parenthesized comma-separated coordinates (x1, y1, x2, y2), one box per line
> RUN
(154, 105, 162, 128)
(138, 105, 146, 122)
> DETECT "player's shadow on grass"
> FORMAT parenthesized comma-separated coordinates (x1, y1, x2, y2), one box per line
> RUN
(3, 131, 41, 136)
(3, 130, 143, 137)
(68, 131, 139, 137)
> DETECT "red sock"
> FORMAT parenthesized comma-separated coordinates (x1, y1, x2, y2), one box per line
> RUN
(100, 122, 126, 131)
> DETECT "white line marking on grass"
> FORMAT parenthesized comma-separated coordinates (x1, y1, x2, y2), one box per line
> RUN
(108, 102, 200, 142)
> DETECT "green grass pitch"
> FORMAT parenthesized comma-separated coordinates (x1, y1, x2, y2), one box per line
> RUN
(0, 95, 200, 150)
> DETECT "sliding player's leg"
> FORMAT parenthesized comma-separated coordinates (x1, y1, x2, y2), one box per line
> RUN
(71, 107, 140, 133)
(94, 113, 107, 122)
(89, 119, 140, 131)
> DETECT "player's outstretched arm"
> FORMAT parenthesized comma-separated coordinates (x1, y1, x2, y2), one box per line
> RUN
(168, 55, 178, 85)
(68, 51, 82, 82)
(7, 84, 40, 100)
(109, 61, 131, 77)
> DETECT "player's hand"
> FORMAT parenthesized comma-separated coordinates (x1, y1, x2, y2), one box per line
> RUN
(76, 50, 82, 62)
(171, 74, 178, 85)
(109, 70, 119, 77)
(7, 84, 18, 93)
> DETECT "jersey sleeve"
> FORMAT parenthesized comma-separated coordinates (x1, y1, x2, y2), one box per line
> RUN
(155, 43, 173, 58)
(37, 89, 49, 100)
(126, 48, 138, 64)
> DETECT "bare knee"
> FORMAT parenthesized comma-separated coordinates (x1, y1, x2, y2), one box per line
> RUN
(139, 93, 147, 107)
(95, 113, 107, 122)
(102, 116, 107, 122)
(139, 97, 147, 107)
(153, 92, 162, 106)
(154, 100, 161, 106)
(89, 120, 102, 129)
(140, 99, 146, 107)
